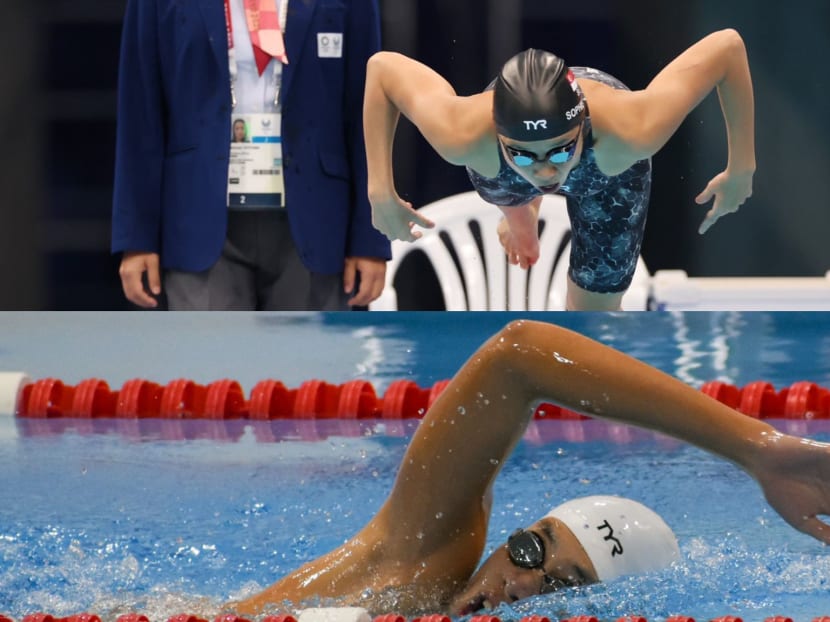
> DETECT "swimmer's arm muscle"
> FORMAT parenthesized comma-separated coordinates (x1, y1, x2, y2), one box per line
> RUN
(364, 52, 477, 198)
(497, 320, 830, 545)
(379, 318, 830, 549)
(614, 29, 755, 172)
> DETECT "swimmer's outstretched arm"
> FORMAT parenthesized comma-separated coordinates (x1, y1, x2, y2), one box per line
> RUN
(232, 320, 829, 615)
(593, 29, 755, 233)
(363, 52, 491, 242)
(380, 319, 830, 546)
(445, 320, 828, 543)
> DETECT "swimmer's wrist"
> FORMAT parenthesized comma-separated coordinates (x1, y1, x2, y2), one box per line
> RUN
(725, 139, 755, 175)
(726, 160, 755, 177)
(367, 182, 397, 204)
(368, 190, 396, 206)
(733, 425, 787, 474)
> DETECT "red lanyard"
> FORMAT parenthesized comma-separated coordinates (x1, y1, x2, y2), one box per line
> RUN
(222, 0, 287, 109)
(223, 0, 235, 51)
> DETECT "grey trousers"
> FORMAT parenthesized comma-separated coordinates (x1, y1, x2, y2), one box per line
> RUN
(165, 210, 349, 311)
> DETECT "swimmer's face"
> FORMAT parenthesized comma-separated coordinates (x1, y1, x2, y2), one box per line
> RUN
(448, 516, 598, 615)
(498, 124, 584, 193)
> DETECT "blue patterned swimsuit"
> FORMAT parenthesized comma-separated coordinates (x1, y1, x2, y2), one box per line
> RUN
(467, 67, 651, 294)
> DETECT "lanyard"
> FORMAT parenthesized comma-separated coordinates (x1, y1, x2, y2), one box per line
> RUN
(223, 0, 289, 109)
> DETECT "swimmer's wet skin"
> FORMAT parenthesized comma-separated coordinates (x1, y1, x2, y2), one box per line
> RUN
(230, 320, 830, 615)
(449, 496, 678, 615)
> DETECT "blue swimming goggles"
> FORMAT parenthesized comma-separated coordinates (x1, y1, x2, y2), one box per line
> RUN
(501, 127, 581, 167)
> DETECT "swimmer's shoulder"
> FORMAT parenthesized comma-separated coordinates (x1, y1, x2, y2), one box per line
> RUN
(579, 80, 648, 175)
(444, 91, 502, 176)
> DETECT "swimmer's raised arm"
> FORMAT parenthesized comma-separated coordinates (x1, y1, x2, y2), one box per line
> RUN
(233, 320, 829, 615)
(375, 319, 830, 577)
(363, 52, 491, 241)
(591, 29, 755, 233)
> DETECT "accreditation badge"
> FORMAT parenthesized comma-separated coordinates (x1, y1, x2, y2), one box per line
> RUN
(227, 113, 284, 209)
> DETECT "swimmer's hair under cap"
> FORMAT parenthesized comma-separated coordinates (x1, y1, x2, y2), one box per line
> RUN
(493, 49, 586, 141)
(546, 495, 680, 582)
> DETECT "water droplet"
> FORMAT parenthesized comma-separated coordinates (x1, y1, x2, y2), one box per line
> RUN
(490, 458, 500, 465)
(435, 512, 444, 519)
(457, 406, 466, 415)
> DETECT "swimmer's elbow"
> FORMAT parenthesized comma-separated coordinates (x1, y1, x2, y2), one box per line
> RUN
(367, 50, 402, 69)
(494, 319, 550, 348)
(366, 51, 399, 86)
(715, 28, 745, 52)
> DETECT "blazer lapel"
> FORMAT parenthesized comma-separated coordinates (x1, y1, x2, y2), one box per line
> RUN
(280, 0, 316, 102)
(198, 0, 231, 75)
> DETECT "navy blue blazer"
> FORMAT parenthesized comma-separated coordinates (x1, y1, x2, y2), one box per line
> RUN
(112, 0, 391, 274)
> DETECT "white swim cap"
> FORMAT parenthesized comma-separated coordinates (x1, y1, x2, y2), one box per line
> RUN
(546, 495, 679, 582)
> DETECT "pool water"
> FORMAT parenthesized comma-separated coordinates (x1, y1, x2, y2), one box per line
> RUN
(1, 417, 828, 621)
(2, 311, 830, 395)
(1, 312, 830, 620)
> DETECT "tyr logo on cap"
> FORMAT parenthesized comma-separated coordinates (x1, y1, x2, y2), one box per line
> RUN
(523, 119, 548, 131)
(596, 519, 624, 557)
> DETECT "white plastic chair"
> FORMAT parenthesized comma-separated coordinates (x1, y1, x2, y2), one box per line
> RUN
(369, 191, 650, 311)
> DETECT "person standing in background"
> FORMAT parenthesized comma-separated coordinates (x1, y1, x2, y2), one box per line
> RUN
(112, 0, 390, 310)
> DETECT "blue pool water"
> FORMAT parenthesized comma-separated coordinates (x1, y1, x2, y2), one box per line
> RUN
(2, 311, 830, 394)
(1, 312, 830, 620)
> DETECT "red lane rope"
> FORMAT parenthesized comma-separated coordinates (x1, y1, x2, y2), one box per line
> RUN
(10, 377, 830, 420)
(2, 612, 829, 622)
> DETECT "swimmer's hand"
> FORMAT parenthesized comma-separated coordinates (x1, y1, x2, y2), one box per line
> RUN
(370, 194, 435, 242)
(696, 169, 753, 234)
(497, 202, 540, 270)
(750, 432, 830, 545)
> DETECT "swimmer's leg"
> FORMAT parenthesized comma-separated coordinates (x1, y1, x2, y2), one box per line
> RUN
(497, 197, 543, 269)
(566, 277, 624, 311)
(564, 160, 651, 310)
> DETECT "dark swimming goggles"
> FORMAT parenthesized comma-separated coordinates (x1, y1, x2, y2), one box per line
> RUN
(506, 528, 576, 593)
(507, 528, 547, 569)
(501, 130, 581, 167)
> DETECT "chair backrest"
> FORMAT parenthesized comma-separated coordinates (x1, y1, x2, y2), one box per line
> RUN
(370, 191, 649, 310)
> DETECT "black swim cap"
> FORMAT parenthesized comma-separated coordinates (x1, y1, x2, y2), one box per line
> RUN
(493, 49, 586, 141)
